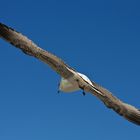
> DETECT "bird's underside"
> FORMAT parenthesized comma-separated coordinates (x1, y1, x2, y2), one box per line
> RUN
(0, 22, 140, 126)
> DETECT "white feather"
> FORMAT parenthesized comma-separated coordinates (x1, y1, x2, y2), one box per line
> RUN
(59, 72, 92, 92)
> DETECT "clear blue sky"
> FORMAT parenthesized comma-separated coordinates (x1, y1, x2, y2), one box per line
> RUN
(0, 0, 140, 139)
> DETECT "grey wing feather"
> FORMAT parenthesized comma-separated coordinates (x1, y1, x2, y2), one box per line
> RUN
(89, 81, 140, 125)
(0, 23, 74, 79)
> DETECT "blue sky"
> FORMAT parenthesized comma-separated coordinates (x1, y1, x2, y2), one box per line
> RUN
(0, 0, 140, 139)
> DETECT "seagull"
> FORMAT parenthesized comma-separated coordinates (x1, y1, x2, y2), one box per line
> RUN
(58, 72, 92, 95)
(0, 23, 140, 126)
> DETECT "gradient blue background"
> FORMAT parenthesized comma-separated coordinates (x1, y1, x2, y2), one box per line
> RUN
(0, 0, 140, 139)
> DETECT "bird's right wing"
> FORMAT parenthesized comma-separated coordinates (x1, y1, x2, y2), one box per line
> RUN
(85, 81, 140, 125)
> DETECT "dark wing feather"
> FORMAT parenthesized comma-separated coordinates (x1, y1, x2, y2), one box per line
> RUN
(0, 23, 74, 79)
(0, 23, 140, 126)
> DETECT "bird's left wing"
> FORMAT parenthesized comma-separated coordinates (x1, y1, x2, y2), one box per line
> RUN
(0, 23, 74, 79)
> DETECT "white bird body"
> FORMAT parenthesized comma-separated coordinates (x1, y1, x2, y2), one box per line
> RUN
(59, 72, 93, 92)
(59, 77, 79, 92)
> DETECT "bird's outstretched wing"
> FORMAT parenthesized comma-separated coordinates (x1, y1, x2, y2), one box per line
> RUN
(0, 23, 140, 126)
(0, 23, 74, 79)
(90, 81, 140, 125)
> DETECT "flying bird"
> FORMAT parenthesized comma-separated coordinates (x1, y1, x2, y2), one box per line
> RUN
(0, 23, 140, 126)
